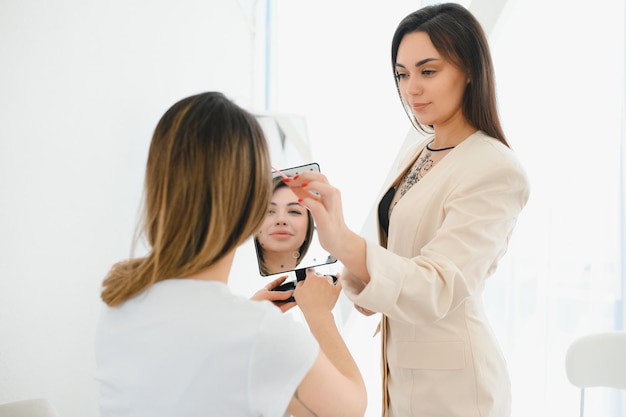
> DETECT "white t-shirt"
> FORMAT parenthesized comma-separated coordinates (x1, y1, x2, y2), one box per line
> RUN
(95, 279, 319, 417)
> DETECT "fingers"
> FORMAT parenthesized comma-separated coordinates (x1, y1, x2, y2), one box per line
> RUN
(301, 270, 339, 287)
(293, 273, 341, 312)
(284, 172, 333, 204)
(263, 275, 288, 291)
(250, 276, 291, 304)
(264, 289, 294, 302)
(256, 287, 296, 312)
(283, 171, 328, 185)
(284, 172, 345, 251)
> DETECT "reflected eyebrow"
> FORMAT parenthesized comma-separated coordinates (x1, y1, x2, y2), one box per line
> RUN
(269, 201, 303, 208)
(395, 57, 439, 69)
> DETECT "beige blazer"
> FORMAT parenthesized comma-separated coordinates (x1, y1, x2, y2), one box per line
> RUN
(342, 131, 530, 417)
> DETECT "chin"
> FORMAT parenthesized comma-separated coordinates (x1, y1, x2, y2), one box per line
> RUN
(414, 115, 434, 125)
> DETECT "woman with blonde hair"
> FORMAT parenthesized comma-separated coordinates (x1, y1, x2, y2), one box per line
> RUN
(95, 91, 366, 417)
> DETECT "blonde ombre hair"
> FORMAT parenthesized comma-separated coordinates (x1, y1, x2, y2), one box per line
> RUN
(101, 92, 272, 306)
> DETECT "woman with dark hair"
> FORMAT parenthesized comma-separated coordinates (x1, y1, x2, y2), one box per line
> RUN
(95, 92, 366, 417)
(254, 177, 314, 276)
(285, 4, 530, 416)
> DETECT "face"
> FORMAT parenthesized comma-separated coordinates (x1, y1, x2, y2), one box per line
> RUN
(395, 31, 469, 128)
(256, 186, 309, 253)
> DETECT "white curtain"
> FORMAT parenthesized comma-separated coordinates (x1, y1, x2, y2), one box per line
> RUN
(486, 0, 625, 415)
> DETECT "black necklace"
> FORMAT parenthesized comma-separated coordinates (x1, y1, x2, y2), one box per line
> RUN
(426, 140, 455, 152)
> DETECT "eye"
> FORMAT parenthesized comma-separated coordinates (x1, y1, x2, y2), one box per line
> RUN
(288, 209, 304, 216)
(421, 69, 436, 76)
(267, 209, 276, 215)
(395, 72, 408, 80)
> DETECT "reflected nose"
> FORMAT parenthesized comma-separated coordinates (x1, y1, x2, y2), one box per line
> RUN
(274, 212, 287, 225)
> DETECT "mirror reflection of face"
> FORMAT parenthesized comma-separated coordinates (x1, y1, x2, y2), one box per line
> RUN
(257, 186, 309, 254)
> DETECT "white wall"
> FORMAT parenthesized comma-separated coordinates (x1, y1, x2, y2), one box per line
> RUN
(268, 0, 419, 232)
(0, 1, 264, 415)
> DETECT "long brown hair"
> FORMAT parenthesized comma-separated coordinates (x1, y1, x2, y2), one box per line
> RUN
(101, 92, 272, 306)
(391, 3, 509, 147)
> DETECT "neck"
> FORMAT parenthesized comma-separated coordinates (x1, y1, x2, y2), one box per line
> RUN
(263, 250, 298, 273)
(184, 250, 235, 283)
(432, 118, 477, 149)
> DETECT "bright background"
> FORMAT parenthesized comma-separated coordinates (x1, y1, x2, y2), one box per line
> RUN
(1, 0, 624, 416)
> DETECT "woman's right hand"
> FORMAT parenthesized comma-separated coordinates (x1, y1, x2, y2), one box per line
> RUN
(283, 172, 349, 257)
(284, 172, 370, 282)
(293, 270, 341, 317)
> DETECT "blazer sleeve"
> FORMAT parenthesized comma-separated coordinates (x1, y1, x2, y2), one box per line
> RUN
(343, 149, 530, 324)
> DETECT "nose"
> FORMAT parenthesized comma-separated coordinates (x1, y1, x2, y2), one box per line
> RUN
(405, 75, 422, 96)
(274, 211, 287, 225)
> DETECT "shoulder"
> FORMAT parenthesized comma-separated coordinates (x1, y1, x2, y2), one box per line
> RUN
(449, 132, 530, 199)
(99, 279, 317, 360)
(101, 279, 287, 331)
(458, 132, 527, 177)
(465, 131, 522, 163)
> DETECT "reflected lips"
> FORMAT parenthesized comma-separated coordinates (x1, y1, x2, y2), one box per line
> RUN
(270, 231, 293, 239)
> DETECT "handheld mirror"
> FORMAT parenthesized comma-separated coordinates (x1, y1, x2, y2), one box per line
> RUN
(254, 162, 337, 278)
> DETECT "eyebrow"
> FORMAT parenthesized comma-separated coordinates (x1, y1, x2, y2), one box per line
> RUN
(269, 201, 303, 207)
(395, 57, 439, 69)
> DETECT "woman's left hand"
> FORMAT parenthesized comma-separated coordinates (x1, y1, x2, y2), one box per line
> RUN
(250, 275, 296, 313)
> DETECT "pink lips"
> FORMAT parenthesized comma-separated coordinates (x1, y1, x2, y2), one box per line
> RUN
(270, 231, 293, 239)
(411, 102, 429, 112)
